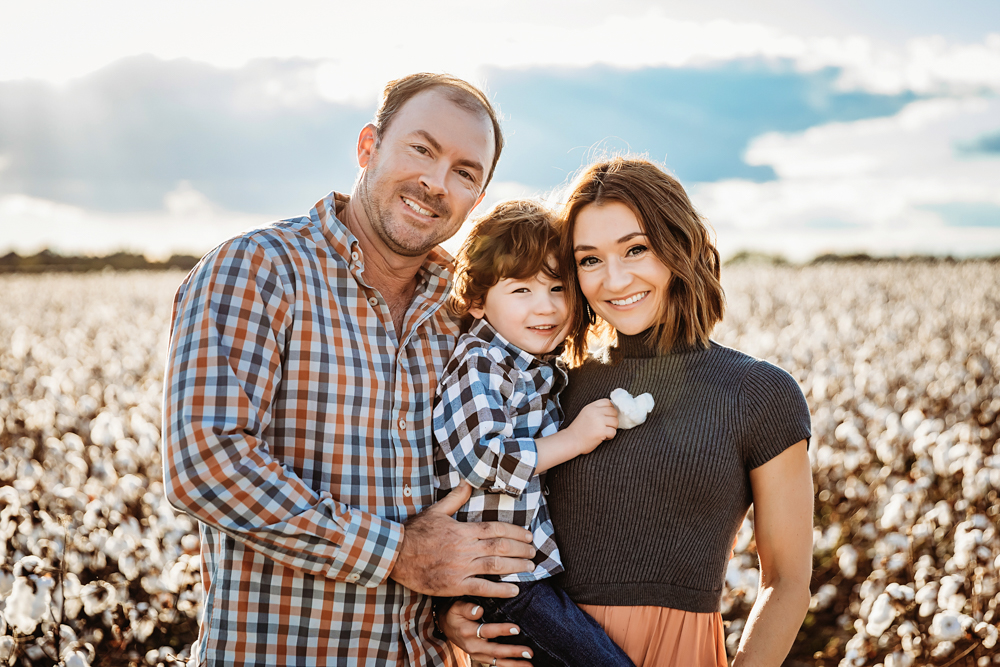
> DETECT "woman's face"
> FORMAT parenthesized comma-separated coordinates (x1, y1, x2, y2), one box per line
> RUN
(573, 201, 672, 336)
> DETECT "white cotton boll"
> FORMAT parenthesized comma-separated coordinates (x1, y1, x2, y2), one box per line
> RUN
(865, 593, 896, 637)
(838, 544, 859, 578)
(4, 571, 56, 635)
(885, 583, 914, 602)
(64, 650, 92, 667)
(881, 495, 907, 530)
(916, 581, 939, 617)
(181, 533, 200, 553)
(0, 569, 13, 598)
(609, 389, 655, 429)
(975, 621, 999, 649)
(929, 611, 966, 643)
(884, 651, 914, 667)
(80, 581, 116, 616)
(0, 636, 14, 663)
(742, 568, 760, 604)
(811, 583, 838, 611)
(938, 575, 967, 612)
(931, 641, 956, 658)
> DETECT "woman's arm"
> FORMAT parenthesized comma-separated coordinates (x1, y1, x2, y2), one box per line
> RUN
(735, 440, 813, 666)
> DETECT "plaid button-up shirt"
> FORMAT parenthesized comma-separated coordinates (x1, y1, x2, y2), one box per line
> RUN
(162, 192, 467, 666)
(432, 319, 567, 581)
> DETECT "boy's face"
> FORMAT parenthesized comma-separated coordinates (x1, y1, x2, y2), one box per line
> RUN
(469, 264, 570, 356)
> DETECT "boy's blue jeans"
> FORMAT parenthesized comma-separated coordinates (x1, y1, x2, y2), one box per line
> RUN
(468, 580, 635, 667)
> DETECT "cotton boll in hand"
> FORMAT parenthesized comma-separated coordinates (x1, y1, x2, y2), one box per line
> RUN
(609, 389, 654, 429)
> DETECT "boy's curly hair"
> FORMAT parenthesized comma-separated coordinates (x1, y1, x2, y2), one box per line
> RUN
(449, 199, 564, 331)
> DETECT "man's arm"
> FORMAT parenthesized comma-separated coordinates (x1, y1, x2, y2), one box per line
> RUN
(162, 238, 403, 584)
(163, 238, 535, 593)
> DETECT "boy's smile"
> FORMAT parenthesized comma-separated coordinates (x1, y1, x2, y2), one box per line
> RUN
(469, 269, 570, 356)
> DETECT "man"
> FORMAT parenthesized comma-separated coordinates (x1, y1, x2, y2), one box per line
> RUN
(162, 73, 536, 666)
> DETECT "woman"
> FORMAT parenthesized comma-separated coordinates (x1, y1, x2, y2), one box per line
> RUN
(442, 157, 814, 667)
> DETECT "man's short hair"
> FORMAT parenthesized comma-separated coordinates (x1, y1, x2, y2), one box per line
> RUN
(448, 199, 560, 330)
(373, 73, 505, 190)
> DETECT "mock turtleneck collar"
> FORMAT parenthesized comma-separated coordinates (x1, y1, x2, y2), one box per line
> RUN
(613, 328, 708, 359)
(614, 328, 661, 359)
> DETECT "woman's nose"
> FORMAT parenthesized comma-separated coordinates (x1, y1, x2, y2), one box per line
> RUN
(603, 259, 632, 292)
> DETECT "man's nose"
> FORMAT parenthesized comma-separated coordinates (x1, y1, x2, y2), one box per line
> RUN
(419, 161, 449, 196)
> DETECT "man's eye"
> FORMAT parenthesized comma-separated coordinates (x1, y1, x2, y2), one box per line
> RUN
(457, 169, 473, 181)
(413, 145, 429, 155)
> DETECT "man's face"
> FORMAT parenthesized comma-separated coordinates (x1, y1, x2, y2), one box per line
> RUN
(358, 88, 495, 258)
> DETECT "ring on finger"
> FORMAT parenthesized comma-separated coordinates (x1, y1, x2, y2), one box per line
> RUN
(476, 622, 485, 640)
(491, 659, 497, 666)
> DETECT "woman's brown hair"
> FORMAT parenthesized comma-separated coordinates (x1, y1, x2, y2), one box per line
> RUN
(558, 156, 725, 365)
(448, 199, 562, 332)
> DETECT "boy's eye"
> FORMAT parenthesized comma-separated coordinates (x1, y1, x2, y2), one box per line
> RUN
(626, 244, 648, 257)
(551, 285, 564, 293)
(513, 287, 530, 294)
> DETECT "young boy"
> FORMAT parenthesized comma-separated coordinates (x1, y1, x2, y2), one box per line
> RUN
(432, 200, 634, 666)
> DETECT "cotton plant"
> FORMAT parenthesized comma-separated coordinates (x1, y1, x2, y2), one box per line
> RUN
(3, 263, 1000, 665)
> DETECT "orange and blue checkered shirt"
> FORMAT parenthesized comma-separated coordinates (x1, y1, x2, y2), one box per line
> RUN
(162, 192, 467, 666)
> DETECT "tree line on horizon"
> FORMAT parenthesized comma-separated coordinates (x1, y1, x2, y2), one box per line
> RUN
(1, 248, 998, 274)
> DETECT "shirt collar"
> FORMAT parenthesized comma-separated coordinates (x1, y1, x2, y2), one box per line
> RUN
(467, 318, 550, 372)
(312, 191, 456, 305)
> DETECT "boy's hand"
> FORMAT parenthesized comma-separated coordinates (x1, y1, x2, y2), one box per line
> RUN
(565, 398, 618, 454)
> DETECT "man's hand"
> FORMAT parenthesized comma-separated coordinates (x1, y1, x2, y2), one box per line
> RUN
(389, 483, 536, 597)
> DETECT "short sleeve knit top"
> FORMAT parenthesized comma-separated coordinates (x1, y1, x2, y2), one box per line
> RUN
(546, 331, 811, 614)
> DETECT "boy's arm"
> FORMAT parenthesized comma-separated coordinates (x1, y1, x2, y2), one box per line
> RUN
(433, 351, 538, 497)
(534, 399, 618, 473)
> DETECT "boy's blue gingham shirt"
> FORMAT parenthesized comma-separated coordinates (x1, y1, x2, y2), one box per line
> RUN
(433, 318, 568, 581)
(162, 192, 467, 666)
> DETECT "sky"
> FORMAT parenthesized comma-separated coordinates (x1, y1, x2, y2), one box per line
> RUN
(1, 0, 999, 262)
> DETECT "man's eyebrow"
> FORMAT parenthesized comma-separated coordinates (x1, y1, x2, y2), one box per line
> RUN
(413, 129, 485, 176)
(574, 232, 647, 252)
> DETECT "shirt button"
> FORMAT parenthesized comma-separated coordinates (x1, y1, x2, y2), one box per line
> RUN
(346, 572, 360, 583)
(351, 251, 359, 261)
(368, 297, 378, 307)
(398, 418, 406, 429)
(403, 484, 412, 497)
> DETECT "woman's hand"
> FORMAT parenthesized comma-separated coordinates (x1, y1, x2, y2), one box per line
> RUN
(441, 600, 534, 666)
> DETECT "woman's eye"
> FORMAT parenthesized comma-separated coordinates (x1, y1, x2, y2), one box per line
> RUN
(626, 244, 648, 257)
(577, 256, 599, 268)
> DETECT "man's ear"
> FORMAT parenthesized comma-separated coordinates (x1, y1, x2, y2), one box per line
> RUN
(357, 124, 377, 168)
(472, 188, 487, 211)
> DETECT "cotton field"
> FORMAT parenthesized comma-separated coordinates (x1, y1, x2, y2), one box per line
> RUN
(1, 262, 999, 666)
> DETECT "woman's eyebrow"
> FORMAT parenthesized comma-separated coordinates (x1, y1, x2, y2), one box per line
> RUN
(574, 232, 647, 252)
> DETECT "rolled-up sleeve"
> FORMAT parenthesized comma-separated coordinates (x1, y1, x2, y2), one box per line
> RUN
(162, 237, 402, 586)
(432, 351, 537, 497)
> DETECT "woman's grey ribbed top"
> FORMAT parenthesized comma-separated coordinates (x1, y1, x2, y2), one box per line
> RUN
(546, 332, 811, 613)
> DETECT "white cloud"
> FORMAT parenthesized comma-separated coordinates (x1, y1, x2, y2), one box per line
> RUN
(691, 96, 1000, 260)
(0, 184, 265, 259)
(3, 2, 999, 100)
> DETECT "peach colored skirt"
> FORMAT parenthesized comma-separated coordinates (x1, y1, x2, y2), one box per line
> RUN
(578, 604, 728, 667)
